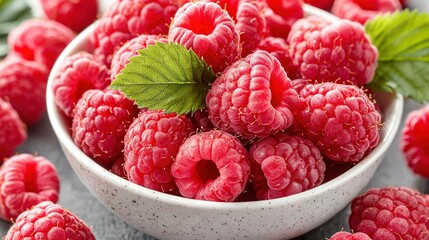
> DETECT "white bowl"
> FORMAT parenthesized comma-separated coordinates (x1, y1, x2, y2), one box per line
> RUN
(46, 5, 404, 240)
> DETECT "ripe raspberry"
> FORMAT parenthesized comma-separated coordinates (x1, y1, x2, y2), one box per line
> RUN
(52, 52, 110, 117)
(8, 19, 75, 69)
(110, 155, 126, 178)
(329, 231, 372, 240)
(0, 58, 49, 126)
(332, 0, 401, 25)
(294, 82, 381, 163)
(206, 50, 299, 140)
(400, 105, 429, 178)
(124, 110, 195, 193)
(171, 130, 251, 202)
(257, 37, 300, 79)
(40, 0, 98, 32)
(72, 89, 138, 166)
(4, 201, 95, 240)
(303, 0, 334, 11)
(187, 108, 214, 132)
(168, 1, 240, 73)
(249, 133, 325, 200)
(288, 17, 378, 86)
(91, 0, 178, 66)
(259, 0, 304, 39)
(0, 154, 60, 221)
(110, 34, 168, 80)
(0, 99, 27, 162)
(349, 187, 429, 239)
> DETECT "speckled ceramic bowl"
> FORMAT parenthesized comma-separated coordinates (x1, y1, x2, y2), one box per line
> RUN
(46, 5, 404, 240)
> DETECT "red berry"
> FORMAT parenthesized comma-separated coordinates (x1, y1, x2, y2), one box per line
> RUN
(52, 52, 110, 117)
(4, 201, 95, 240)
(110, 155, 126, 179)
(8, 19, 75, 70)
(249, 133, 325, 200)
(332, 0, 401, 25)
(0, 154, 60, 221)
(329, 231, 372, 240)
(0, 99, 27, 162)
(91, 0, 178, 66)
(40, 0, 98, 32)
(400, 105, 429, 178)
(0, 58, 49, 126)
(288, 17, 378, 86)
(72, 89, 138, 166)
(206, 50, 299, 140)
(294, 82, 381, 163)
(168, 1, 241, 73)
(304, 0, 334, 11)
(349, 187, 429, 239)
(186, 108, 214, 132)
(110, 34, 168, 81)
(124, 110, 195, 193)
(171, 130, 251, 202)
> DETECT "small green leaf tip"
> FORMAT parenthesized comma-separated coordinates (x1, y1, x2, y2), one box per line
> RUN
(365, 10, 429, 103)
(110, 42, 217, 115)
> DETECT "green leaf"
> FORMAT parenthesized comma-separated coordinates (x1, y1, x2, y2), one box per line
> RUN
(110, 42, 217, 115)
(365, 10, 429, 103)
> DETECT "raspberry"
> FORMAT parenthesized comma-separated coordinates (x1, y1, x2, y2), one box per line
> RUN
(349, 187, 429, 239)
(400, 105, 429, 178)
(0, 58, 49, 126)
(249, 133, 325, 200)
(0, 154, 60, 221)
(171, 130, 251, 202)
(168, 1, 241, 73)
(257, 37, 301, 79)
(52, 52, 110, 117)
(0, 99, 27, 162)
(206, 50, 299, 140)
(40, 0, 98, 32)
(4, 201, 95, 240)
(110, 155, 126, 178)
(259, 0, 304, 39)
(304, 0, 334, 11)
(72, 89, 138, 166)
(91, 0, 178, 66)
(332, 0, 401, 25)
(329, 231, 372, 240)
(294, 82, 381, 163)
(110, 34, 168, 81)
(288, 17, 378, 86)
(186, 108, 214, 132)
(124, 110, 195, 193)
(8, 19, 75, 70)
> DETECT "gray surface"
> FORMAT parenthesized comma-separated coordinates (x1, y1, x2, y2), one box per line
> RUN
(0, 99, 426, 239)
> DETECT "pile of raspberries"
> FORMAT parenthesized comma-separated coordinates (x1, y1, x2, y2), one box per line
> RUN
(2, 0, 429, 239)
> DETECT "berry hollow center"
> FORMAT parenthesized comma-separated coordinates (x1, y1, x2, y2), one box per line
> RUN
(185, 12, 215, 35)
(196, 160, 220, 182)
(24, 162, 39, 193)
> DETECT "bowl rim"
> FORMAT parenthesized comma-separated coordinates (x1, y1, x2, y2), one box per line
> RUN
(46, 4, 404, 210)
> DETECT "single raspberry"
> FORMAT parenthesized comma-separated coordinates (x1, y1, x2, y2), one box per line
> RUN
(259, 0, 304, 39)
(400, 105, 429, 178)
(288, 17, 378, 86)
(186, 108, 214, 132)
(304, 0, 335, 11)
(257, 37, 301, 79)
(8, 19, 75, 70)
(0, 99, 27, 162)
(124, 110, 195, 193)
(110, 155, 126, 179)
(91, 0, 178, 66)
(0, 58, 49, 126)
(332, 0, 401, 25)
(0, 154, 60, 221)
(349, 187, 429, 239)
(249, 133, 325, 200)
(52, 52, 110, 117)
(329, 231, 372, 240)
(206, 50, 299, 140)
(40, 0, 98, 32)
(171, 130, 251, 202)
(72, 89, 138, 166)
(294, 82, 381, 163)
(110, 34, 168, 80)
(168, 1, 241, 73)
(4, 201, 95, 240)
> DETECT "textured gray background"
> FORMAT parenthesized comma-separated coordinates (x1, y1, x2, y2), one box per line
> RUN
(0, 99, 426, 239)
